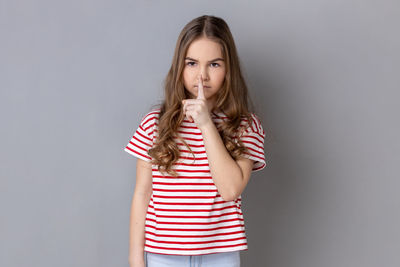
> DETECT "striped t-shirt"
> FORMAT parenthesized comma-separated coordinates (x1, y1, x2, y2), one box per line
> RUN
(124, 108, 266, 256)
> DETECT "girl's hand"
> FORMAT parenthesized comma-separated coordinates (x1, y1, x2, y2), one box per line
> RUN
(129, 258, 145, 267)
(182, 74, 213, 130)
(130, 261, 144, 267)
(129, 252, 145, 267)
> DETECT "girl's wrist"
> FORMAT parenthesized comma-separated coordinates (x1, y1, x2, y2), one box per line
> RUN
(199, 119, 215, 133)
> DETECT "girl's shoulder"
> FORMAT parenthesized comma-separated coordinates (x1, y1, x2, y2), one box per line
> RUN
(231, 112, 264, 137)
(212, 110, 261, 124)
(140, 108, 161, 124)
(233, 112, 261, 125)
(243, 112, 264, 135)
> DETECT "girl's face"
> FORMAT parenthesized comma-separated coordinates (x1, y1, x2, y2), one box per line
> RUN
(182, 37, 226, 106)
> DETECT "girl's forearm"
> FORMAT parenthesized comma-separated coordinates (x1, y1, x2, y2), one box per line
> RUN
(128, 192, 151, 264)
(200, 121, 243, 202)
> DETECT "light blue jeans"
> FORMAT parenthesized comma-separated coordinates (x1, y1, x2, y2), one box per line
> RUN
(144, 251, 241, 267)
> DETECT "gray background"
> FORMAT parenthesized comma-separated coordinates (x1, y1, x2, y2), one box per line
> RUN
(1, 0, 399, 266)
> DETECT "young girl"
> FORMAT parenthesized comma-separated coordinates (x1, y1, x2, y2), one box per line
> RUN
(125, 15, 266, 267)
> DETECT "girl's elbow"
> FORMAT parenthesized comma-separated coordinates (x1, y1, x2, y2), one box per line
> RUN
(221, 194, 233, 202)
(221, 189, 238, 202)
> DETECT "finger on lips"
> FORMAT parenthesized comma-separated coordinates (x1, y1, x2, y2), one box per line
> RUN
(182, 74, 205, 122)
(197, 74, 205, 100)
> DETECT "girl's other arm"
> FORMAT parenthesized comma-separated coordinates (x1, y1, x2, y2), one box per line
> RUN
(128, 158, 153, 267)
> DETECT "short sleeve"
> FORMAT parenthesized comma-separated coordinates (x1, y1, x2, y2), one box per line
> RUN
(123, 112, 156, 162)
(238, 113, 266, 172)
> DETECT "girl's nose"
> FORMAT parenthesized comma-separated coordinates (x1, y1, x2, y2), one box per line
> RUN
(198, 72, 209, 81)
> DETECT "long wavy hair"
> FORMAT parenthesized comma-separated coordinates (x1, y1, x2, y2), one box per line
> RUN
(148, 15, 258, 177)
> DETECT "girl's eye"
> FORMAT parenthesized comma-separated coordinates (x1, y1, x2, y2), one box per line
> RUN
(185, 61, 220, 67)
(186, 61, 196, 66)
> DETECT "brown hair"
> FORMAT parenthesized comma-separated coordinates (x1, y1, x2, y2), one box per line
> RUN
(148, 15, 258, 177)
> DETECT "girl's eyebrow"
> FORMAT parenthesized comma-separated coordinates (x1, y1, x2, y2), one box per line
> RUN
(185, 57, 224, 62)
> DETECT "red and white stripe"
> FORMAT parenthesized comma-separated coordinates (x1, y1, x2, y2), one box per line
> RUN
(124, 109, 266, 255)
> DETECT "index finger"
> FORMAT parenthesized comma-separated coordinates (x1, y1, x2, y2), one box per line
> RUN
(197, 74, 205, 100)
